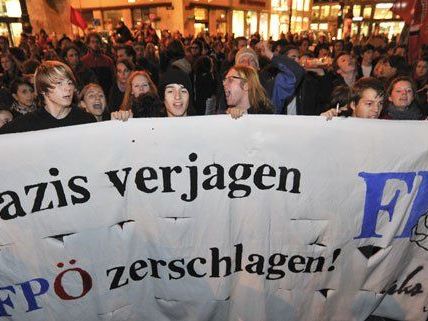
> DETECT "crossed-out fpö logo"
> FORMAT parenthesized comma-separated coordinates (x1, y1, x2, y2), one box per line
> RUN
(411, 211, 428, 251)
(0, 259, 93, 317)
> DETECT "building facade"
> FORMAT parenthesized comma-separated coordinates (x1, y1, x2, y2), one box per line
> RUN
(311, 0, 404, 39)
(0, 0, 406, 43)
(68, 0, 312, 39)
(0, 0, 29, 46)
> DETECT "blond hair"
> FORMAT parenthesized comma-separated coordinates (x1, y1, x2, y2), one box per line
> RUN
(34, 60, 76, 106)
(230, 65, 271, 112)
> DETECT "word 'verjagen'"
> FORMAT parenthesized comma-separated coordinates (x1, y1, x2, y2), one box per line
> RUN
(105, 152, 302, 202)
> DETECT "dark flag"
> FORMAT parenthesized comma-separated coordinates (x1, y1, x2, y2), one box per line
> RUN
(391, 0, 417, 24)
(392, 0, 428, 62)
(70, 6, 87, 30)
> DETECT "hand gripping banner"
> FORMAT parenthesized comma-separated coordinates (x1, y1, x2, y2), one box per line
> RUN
(0, 116, 427, 321)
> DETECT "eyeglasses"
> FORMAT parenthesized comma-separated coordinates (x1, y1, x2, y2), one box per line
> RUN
(222, 76, 246, 84)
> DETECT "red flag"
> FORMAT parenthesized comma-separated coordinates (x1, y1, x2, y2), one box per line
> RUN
(408, 0, 428, 63)
(420, 14, 428, 45)
(391, 0, 417, 24)
(70, 6, 87, 30)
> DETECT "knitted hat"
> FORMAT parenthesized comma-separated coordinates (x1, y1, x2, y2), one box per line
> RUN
(159, 67, 193, 100)
(235, 47, 259, 69)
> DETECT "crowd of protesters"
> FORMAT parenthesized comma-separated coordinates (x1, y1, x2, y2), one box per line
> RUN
(0, 23, 425, 321)
(0, 21, 427, 134)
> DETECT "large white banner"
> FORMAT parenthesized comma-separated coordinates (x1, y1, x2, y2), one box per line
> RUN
(0, 116, 427, 321)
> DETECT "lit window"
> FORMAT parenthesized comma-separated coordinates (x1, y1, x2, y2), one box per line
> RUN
(320, 6, 330, 19)
(270, 14, 279, 40)
(10, 22, 22, 45)
(3, 0, 21, 17)
(194, 8, 207, 20)
(363, 6, 372, 18)
(311, 6, 320, 19)
(353, 5, 361, 17)
(232, 10, 244, 36)
(259, 13, 268, 38)
(374, 3, 393, 19)
(304, 0, 310, 12)
(330, 5, 340, 17)
(247, 11, 258, 35)
(303, 17, 309, 29)
(319, 23, 328, 30)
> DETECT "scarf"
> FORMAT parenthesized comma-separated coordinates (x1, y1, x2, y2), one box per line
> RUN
(11, 101, 37, 115)
(385, 102, 422, 120)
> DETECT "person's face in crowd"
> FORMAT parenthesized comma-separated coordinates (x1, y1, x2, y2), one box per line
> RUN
(362, 49, 374, 64)
(65, 48, 79, 67)
(300, 41, 309, 53)
(373, 60, 396, 79)
(44, 77, 75, 109)
(131, 74, 150, 98)
(237, 39, 247, 50)
(214, 42, 223, 53)
(190, 43, 201, 57)
(223, 69, 248, 108)
(334, 42, 344, 53)
(201, 44, 209, 56)
(81, 86, 106, 118)
(164, 84, 189, 117)
(0, 110, 12, 128)
(117, 62, 131, 87)
(318, 48, 330, 58)
(372, 51, 380, 62)
(0, 37, 7, 50)
(286, 49, 300, 63)
(61, 39, 72, 50)
(395, 47, 406, 57)
(184, 47, 193, 62)
(134, 45, 144, 59)
(351, 88, 383, 119)
(1, 56, 12, 72)
(116, 48, 131, 62)
(13, 84, 35, 108)
(273, 45, 282, 56)
(236, 55, 258, 69)
(388, 80, 414, 109)
(415, 60, 428, 79)
(337, 54, 356, 74)
(88, 36, 101, 52)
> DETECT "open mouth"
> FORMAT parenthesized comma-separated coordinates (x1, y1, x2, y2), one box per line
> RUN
(92, 103, 103, 110)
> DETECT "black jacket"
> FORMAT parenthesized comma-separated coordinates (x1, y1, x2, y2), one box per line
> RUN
(0, 105, 96, 134)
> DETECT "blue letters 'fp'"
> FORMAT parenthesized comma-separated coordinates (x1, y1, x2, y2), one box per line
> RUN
(355, 172, 416, 239)
(19, 278, 49, 312)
